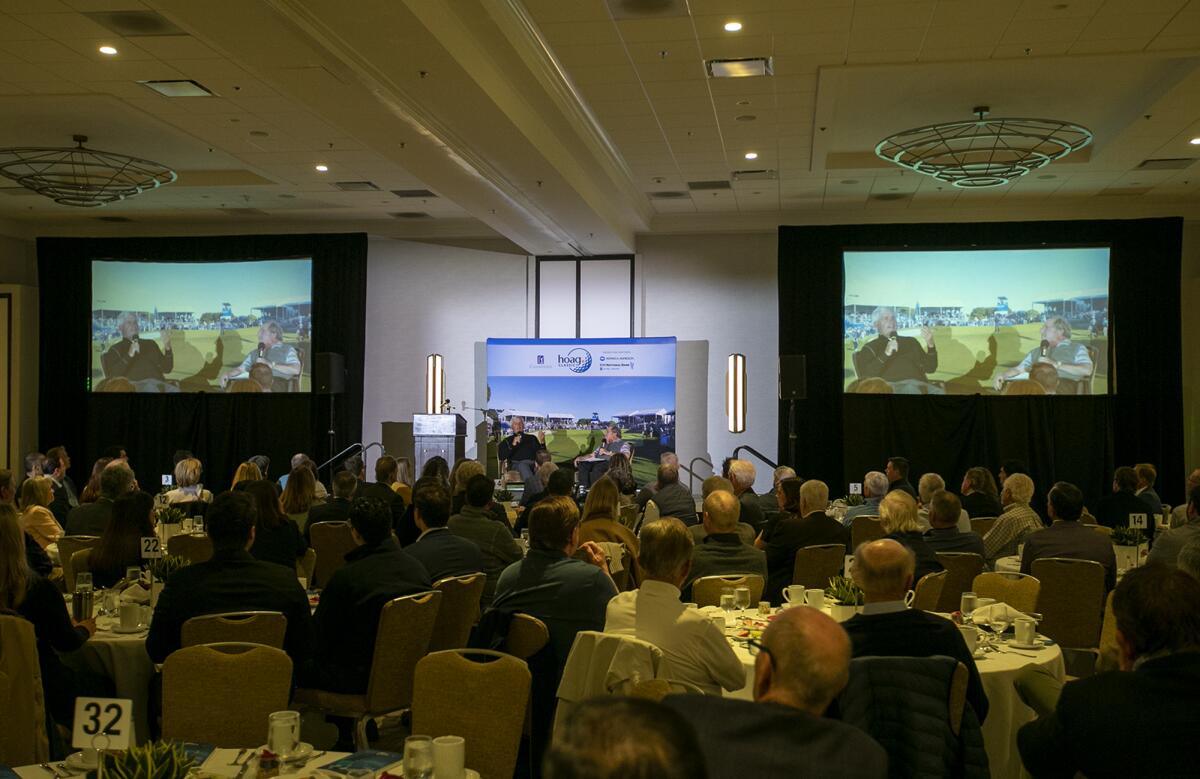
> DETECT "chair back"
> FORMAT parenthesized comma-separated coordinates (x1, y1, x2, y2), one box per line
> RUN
(912, 570, 947, 611)
(972, 572, 1041, 614)
(162, 643, 292, 746)
(58, 535, 100, 591)
(429, 573, 486, 652)
(691, 574, 764, 607)
(618, 503, 639, 530)
(70, 548, 92, 582)
(1032, 557, 1106, 649)
(296, 547, 317, 582)
(504, 614, 549, 659)
(934, 552, 985, 612)
(310, 521, 358, 587)
(792, 544, 845, 590)
(1097, 590, 1119, 672)
(181, 611, 287, 649)
(171, 500, 208, 519)
(412, 650, 531, 779)
(851, 516, 885, 551)
(364, 591, 442, 714)
(641, 499, 661, 530)
(167, 533, 213, 564)
(0, 614, 48, 764)
(969, 517, 998, 537)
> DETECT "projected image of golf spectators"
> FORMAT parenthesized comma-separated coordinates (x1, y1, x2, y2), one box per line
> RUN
(843, 248, 1110, 396)
(90, 258, 312, 393)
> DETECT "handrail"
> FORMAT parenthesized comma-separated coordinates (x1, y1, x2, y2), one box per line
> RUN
(732, 445, 778, 471)
(687, 456, 713, 495)
(318, 442, 363, 473)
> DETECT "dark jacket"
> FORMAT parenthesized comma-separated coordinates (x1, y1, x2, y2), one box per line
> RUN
(405, 527, 484, 583)
(65, 499, 113, 536)
(16, 574, 92, 723)
(25, 531, 53, 576)
(1136, 487, 1163, 517)
(306, 537, 431, 693)
(1020, 520, 1117, 591)
(888, 479, 917, 499)
(1018, 652, 1200, 779)
(101, 337, 172, 381)
(856, 335, 937, 382)
(924, 526, 987, 558)
(738, 490, 767, 532)
(886, 531, 945, 584)
(356, 481, 407, 534)
(305, 497, 353, 541)
(251, 519, 309, 570)
(961, 492, 1003, 518)
(764, 511, 850, 604)
(146, 548, 313, 667)
(685, 532, 768, 601)
(662, 694, 888, 779)
(1095, 489, 1157, 542)
(648, 482, 699, 525)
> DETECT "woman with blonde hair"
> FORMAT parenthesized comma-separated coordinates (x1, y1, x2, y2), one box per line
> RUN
(281, 465, 317, 529)
(231, 461, 262, 488)
(163, 457, 213, 505)
(879, 490, 943, 584)
(393, 457, 414, 504)
(19, 476, 62, 549)
(577, 476, 640, 586)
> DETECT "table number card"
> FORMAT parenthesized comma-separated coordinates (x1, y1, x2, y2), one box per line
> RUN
(849, 482, 862, 495)
(141, 536, 163, 559)
(72, 697, 133, 750)
(1129, 513, 1148, 530)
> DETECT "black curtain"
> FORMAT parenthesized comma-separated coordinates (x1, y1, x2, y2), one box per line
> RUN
(778, 218, 1184, 510)
(37, 233, 367, 492)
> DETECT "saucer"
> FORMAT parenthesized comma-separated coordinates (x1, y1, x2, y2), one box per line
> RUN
(111, 624, 148, 634)
(65, 751, 99, 771)
(258, 742, 313, 762)
(1009, 639, 1045, 650)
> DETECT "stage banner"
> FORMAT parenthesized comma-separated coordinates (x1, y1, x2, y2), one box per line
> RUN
(486, 337, 676, 482)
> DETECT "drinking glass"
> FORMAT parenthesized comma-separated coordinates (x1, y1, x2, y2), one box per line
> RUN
(960, 591, 977, 622)
(990, 614, 1011, 642)
(125, 566, 142, 586)
(734, 587, 752, 612)
(101, 589, 120, 617)
(719, 591, 736, 626)
(403, 735, 434, 779)
(181, 517, 194, 535)
(266, 710, 300, 758)
(76, 572, 93, 592)
(193, 516, 205, 535)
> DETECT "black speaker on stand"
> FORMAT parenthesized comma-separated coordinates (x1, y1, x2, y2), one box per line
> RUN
(779, 355, 807, 469)
(315, 353, 345, 475)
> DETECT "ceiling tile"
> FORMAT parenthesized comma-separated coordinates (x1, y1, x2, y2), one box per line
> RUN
(0, 12, 44, 40)
(1077, 13, 1172, 41)
(130, 35, 225, 60)
(17, 11, 112, 37)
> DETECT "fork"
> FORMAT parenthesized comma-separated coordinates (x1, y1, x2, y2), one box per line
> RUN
(227, 749, 247, 766)
(40, 763, 67, 778)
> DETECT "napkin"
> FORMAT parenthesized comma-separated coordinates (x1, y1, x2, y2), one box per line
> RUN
(972, 602, 1031, 624)
(120, 584, 150, 604)
(594, 542, 626, 574)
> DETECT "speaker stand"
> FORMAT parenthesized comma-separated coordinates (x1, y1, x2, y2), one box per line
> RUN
(787, 396, 798, 470)
(327, 394, 337, 478)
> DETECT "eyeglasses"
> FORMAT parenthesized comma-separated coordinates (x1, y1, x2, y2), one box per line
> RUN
(746, 638, 774, 668)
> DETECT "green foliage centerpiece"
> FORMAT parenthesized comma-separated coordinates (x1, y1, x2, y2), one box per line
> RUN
(155, 505, 187, 525)
(93, 741, 193, 779)
(1110, 526, 1146, 547)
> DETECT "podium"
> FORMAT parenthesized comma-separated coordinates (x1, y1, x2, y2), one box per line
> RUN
(413, 413, 467, 474)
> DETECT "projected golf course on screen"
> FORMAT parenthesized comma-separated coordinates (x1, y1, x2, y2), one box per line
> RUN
(90, 258, 312, 393)
(843, 248, 1110, 396)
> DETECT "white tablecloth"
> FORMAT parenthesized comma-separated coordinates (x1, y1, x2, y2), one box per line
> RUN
(62, 614, 155, 745)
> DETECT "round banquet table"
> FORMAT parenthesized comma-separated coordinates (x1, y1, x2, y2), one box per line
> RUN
(722, 606, 1064, 779)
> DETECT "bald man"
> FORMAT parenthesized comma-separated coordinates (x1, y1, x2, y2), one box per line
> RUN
(663, 607, 886, 779)
(761, 479, 850, 604)
(683, 491, 767, 600)
(844, 540, 988, 722)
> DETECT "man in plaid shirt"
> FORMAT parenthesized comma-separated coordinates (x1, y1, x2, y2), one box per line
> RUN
(983, 473, 1044, 563)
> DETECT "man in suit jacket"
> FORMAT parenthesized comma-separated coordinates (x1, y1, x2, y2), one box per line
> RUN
(101, 312, 173, 382)
(44, 447, 78, 527)
(146, 491, 313, 667)
(305, 470, 357, 542)
(923, 490, 986, 558)
(662, 605, 887, 779)
(844, 539, 988, 723)
(1095, 466, 1156, 543)
(729, 460, 766, 533)
(448, 474, 522, 607)
(1018, 565, 1200, 777)
(348, 455, 407, 533)
(684, 490, 767, 600)
(1021, 481, 1116, 590)
(1134, 462, 1164, 516)
(406, 481, 483, 583)
(760, 480, 850, 604)
(65, 461, 136, 536)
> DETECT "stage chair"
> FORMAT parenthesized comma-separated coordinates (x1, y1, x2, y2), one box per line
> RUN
(850, 516, 886, 552)
(691, 574, 764, 607)
(934, 552, 985, 612)
(167, 533, 213, 564)
(309, 521, 358, 587)
(429, 573, 486, 652)
(972, 572, 1041, 614)
(792, 543, 845, 590)
(181, 611, 287, 648)
(912, 570, 947, 611)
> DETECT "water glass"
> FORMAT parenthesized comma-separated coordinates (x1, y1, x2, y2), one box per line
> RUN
(990, 615, 1011, 641)
(125, 566, 142, 587)
(960, 591, 977, 621)
(734, 586, 752, 611)
(404, 735, 434, 779)
(101, 589, 120, 617)
(180, 517, 194, 535)
(266, 710, 300, 757)
(193, 516, 205, 535)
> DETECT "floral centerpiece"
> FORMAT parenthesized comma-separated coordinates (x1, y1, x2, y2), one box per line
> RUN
(824, 575, 865, 622)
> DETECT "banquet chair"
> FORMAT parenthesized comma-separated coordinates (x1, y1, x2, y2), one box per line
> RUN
(0, 614, 49, 765)
(911, 570, 947, 611)
(162, 643, 292, 747)
(792, 543, 845, 590)
(934, 552, 985, 612)
(618, 503, 639, 530)
(969, 517, 998, 537)
(58, 535, 100, 591)
(70, 549, 92, 583)
(639, 499, 661, 532)
(429, 573, 486, 652)
(167, 533, 213, 564)
(971, 572, 1041, 614)
(502, 614, 550, 739)
(1097, 591, 1119, 673)
(296, 547, 316, 583)
(309, 521, 358, 588)
(1032, 557, 1106, 653)
(294, 590, 442, 749)
(412, 650, 531, 779)
(170, 500, 208, 519)
(691, 574, 764, 607)
(850, 516, 886, 551)
(181, 611, 287, 649)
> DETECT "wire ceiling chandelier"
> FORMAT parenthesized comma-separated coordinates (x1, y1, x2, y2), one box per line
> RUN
(875, 106, 1092, 188)
(0, 134, 176, 207)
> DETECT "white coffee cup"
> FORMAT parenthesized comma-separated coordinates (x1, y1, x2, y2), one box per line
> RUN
(804, 589, 826, 609)
(119, 602, 141, 630)
(432, 735, 465, 779)
(782, 585, 806, 605)
(958, 625, 980, 655)
(1014, 617, 1037, 645)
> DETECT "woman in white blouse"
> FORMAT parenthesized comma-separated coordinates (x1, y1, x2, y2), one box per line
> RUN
(162, 457, 213, 505)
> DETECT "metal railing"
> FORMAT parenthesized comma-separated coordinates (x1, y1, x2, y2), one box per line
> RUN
(317, 441, 386, 476)
(731, 445, 779, 471)
(687, 456, 714, 495)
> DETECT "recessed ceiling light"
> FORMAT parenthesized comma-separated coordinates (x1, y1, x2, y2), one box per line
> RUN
(315, 164, 329, 172)
(98, 45, 118, 55)
(735, 114, 757, 122)
(744, 152, 758, 160)
(724, 21, 743, 32)
(1190, 137, 1200, 145)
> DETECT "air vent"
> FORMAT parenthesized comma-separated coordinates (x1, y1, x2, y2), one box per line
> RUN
(140, 79, 214, 97)
(82, 10, 186, 36)
(390, 211, 432, 219)
(96, 216, 133, 222)
(220, 208, 271, 217)
(649, 191, 689, 199)
(605, 0, 688, 19)
(687, 180, 732, 191)
(706, 57, 773, 78)
(333, 181, 380, 192)
(391, 189, 437, 198)
(871, 193, 911, 201)
(1136, 158, 1196, 170)
(732, 169, 777, 181)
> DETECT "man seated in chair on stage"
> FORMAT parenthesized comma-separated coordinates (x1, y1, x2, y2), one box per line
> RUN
(219, 319, 301, 391)
(853, 306, 940, 395)
(498, 415, 546, 489)
(993, 315, 1092, 393)
(574, 425, 632, 490)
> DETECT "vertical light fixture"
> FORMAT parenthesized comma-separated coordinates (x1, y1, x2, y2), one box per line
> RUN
(726, 353, 746, 433)
(425, 353, 444, 414)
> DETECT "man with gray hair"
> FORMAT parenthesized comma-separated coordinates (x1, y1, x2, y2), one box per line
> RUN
(982, 472, 1043, 563)
(759, 465, 797, 516)
(761, 479, 849, 604)
(844, 470, 888, 525)
(101, 310, 174, 383)
(728, 460, 766, 533)
(498, 415, 546, 488)
(221, 319, 301, 391)
(644, 464, 699, 525)
(916, 472, 972, 533)
(635, 451, 682, 508)
(663, 606, 887, 778)
(845, 539, 989, 722)
(853, 306, 939, 393)
(685, 490, 766, 599)
(994, 315, 1093, 392)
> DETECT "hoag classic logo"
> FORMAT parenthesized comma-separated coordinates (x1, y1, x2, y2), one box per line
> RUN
(558, 347, 592, 373)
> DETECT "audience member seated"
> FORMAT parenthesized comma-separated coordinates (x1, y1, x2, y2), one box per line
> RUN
(448, 474, 522, 607)
(998, 459, 1028, 487)
(78, 457, 114, 504)
(923, 490, 986, 558)
(917, 473, 972, 533)
(449, 460, 509, 525)
(983, 473, 1043, 563)
(634, 452, 680, 508)
(522, 461, 559, 509)
(303, 496, 431, 694)
(161, 457, 213, 505)
(1171, 467, 1200, 528)
(1134, 462, 1163, 515)
(843, 471, 887, 525)
(66, 461, 136, 536)
(761, 477, 802, 542)
(885, 456, 916, 498)
(758, 466, 797, 518)
(2, 505, 112, 730)
(605, 452, 638, 497)
(19, 476, 62, 550)
(728, 460, 766, 533)
(844, 539, 988, 722)
(516, 468, 574, 536)
(493, 496, 618, 673)
(352, 455, 407, 531)
(1180, 539, 1200, 580)
(235, 480, 308, 570)
(44, 448, 78, 527)
(761, 479, 849, 605)
(1018, 565, 1200, 777)
(1147, 484, 1200, 569)
(543, 697, 707, 779)
(280, 465, 320, 531)
(3, 471, 52, 575)
(305, 470, 357, 541)
(392, 457, 414, 504)
(88, 491, 156, 588)
(605, 518, 743, 695)
(691, 477, 757, 547)
(879, 490, 944, 583)
(277, 453, 329, 499)
(1021, 481, 1116, 590)
(230, 461, 262, 488)
(663, 606, 888, 779)
(684, 490, 767, 601)
(1095, 466, 1157, 543)
(645, 464, 699, 525)
(146, 491, 313, 666)
(405, 481, 484, 582)
(960, 466, 1003, 518)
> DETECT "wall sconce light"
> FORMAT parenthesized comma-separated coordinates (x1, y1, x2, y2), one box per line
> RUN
(726, 353, 746, 433)
(425, 353, 444, 414)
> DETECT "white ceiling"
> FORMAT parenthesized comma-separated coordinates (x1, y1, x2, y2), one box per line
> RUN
(0, 0, 1199, 249)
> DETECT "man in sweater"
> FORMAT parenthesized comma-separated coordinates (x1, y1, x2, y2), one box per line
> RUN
(449, 474, 524, 607)
(643, 463, 698, 525)
(685, 490, 766, 600)
(923, 490, 985, 557)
